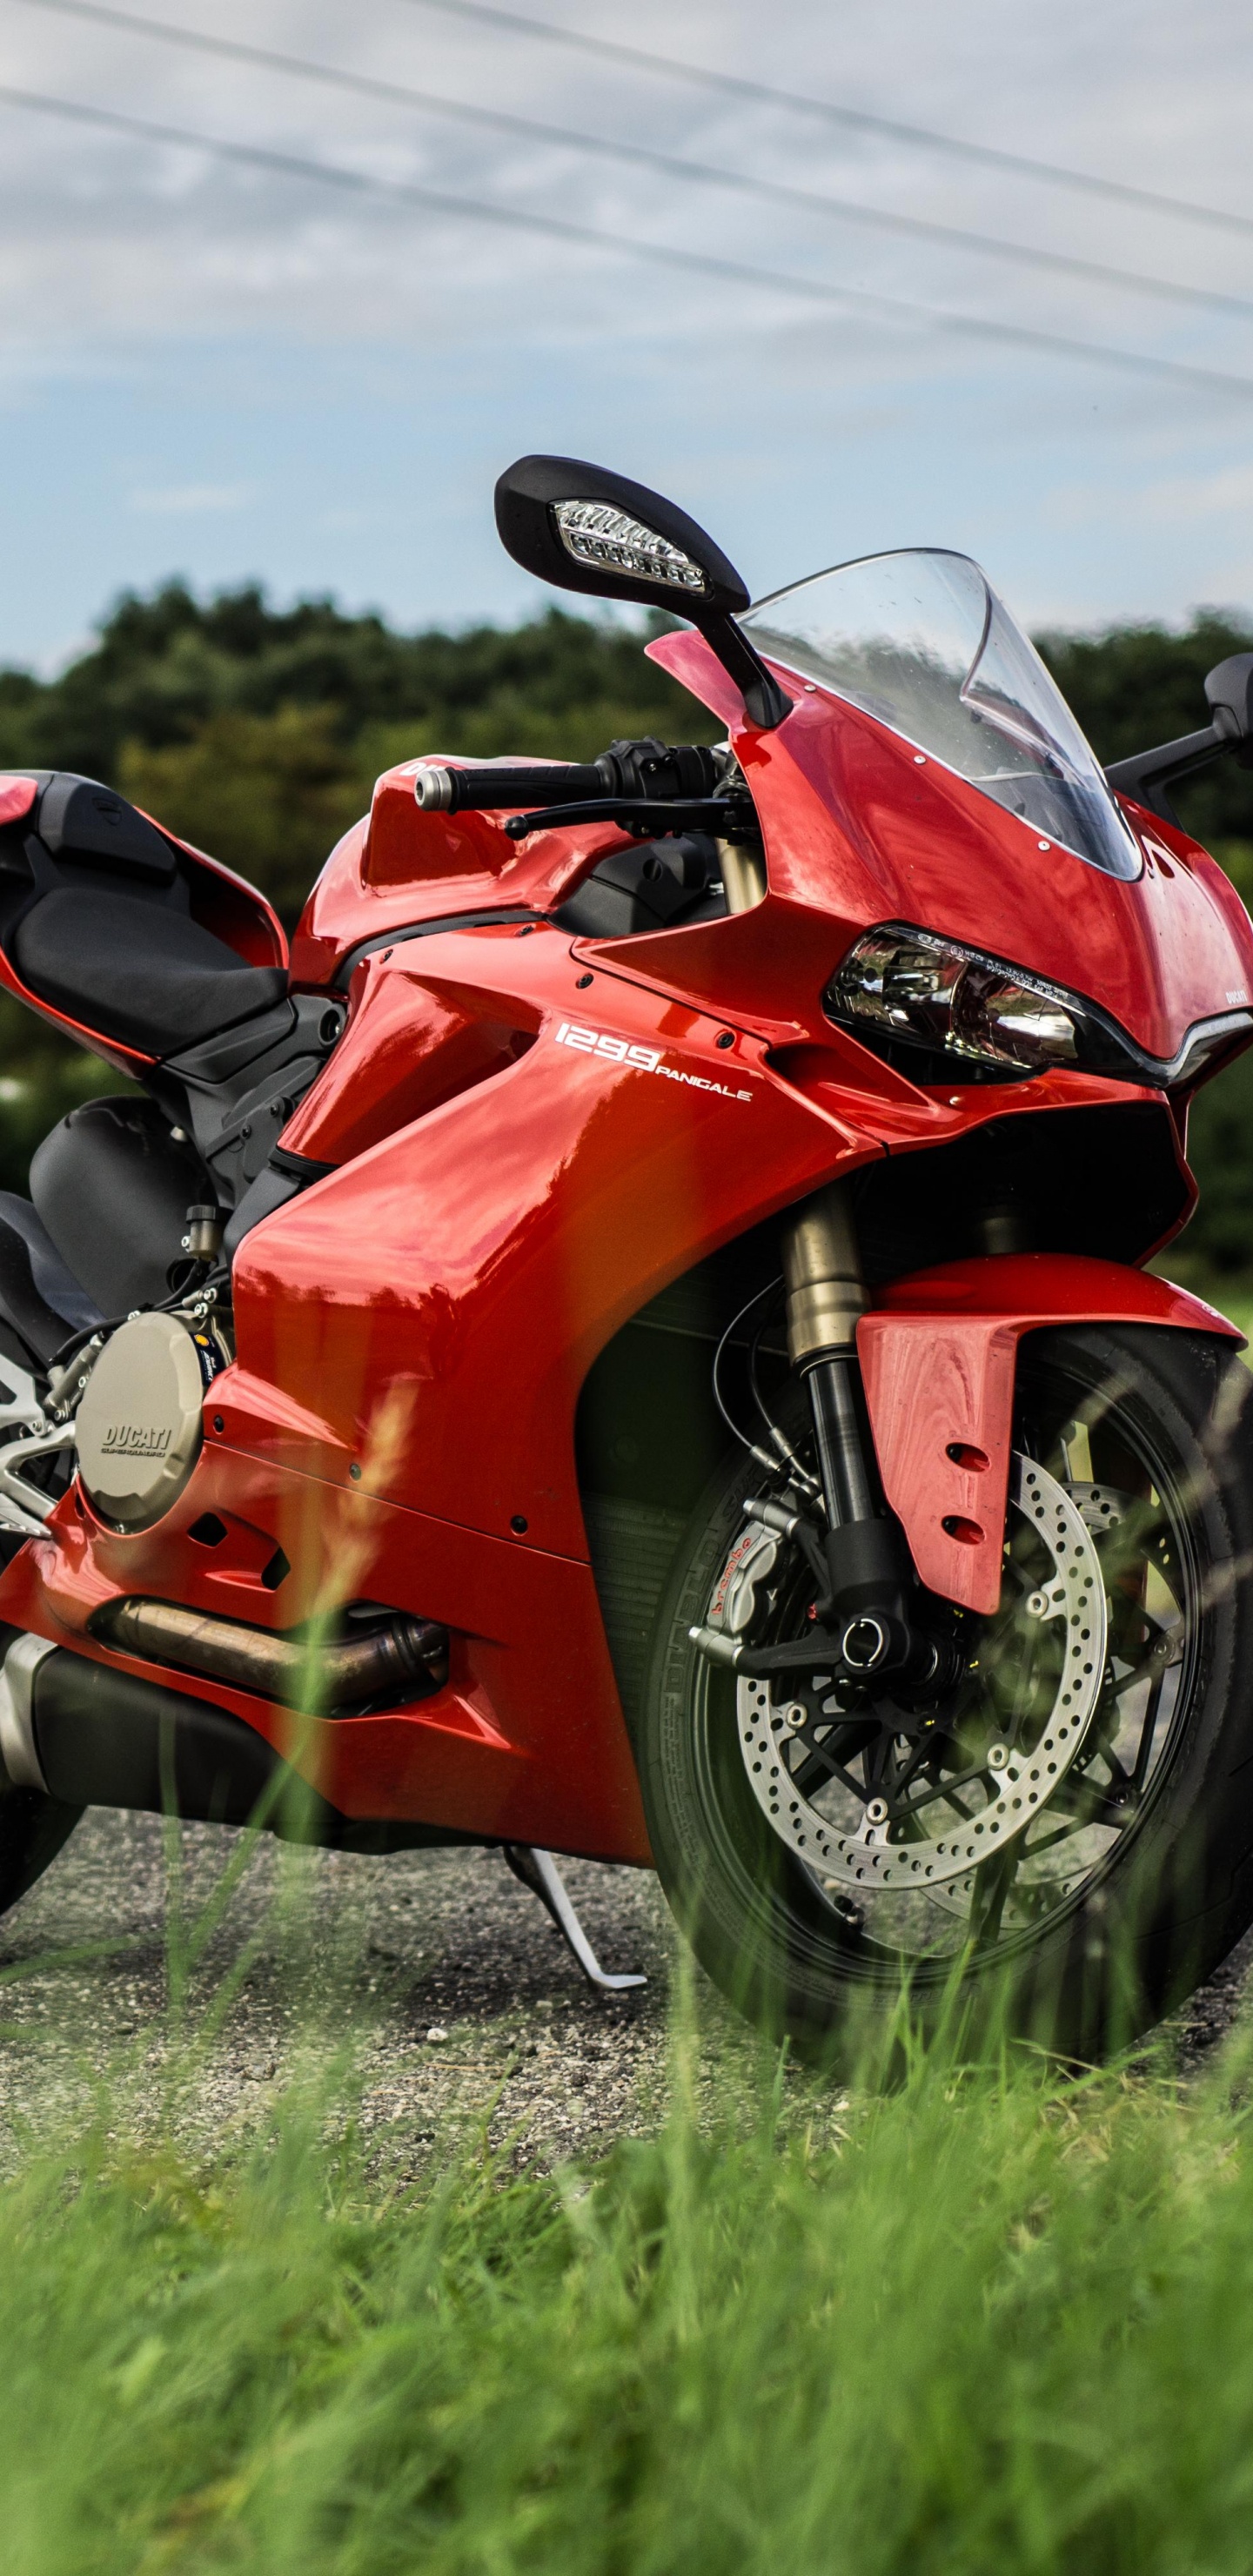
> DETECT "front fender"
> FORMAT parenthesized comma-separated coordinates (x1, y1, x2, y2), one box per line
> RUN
(856, 1253, 1243, 1614)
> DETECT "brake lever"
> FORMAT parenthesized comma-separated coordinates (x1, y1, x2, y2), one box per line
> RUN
(504, 795, 757, 841)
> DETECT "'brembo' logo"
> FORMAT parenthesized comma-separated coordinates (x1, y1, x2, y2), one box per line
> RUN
(553, 1020, 752, 1104)
(101, 1424, 171, 1458)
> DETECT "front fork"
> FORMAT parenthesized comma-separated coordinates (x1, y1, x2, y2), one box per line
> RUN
(780, 1182, 936, 1684)
(694, 1184, 958, 1689)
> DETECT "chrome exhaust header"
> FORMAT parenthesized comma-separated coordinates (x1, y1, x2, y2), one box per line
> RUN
(92, 1599, 447, 1713)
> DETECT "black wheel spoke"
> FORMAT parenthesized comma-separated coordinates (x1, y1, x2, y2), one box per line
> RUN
(968, 1843, 1020, 1949)
(1029, 1779, 1131, 1833)
(1130, 1672, 1167, 1793)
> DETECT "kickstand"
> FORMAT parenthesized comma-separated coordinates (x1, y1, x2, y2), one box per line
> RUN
(503, 1844, 647, 1993)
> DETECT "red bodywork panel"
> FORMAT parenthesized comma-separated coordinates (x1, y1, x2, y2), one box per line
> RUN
(857, 1253, 1243, 1614)
(1, 922, 882, 1860)
(3, 640, 1253, 1862)
(0, 776, 38, 828)
(622, 634, 1253, 1065)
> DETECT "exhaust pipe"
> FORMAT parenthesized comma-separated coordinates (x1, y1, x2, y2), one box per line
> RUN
(1, 1641, 471, 1849)
(91, 1599, 447, 1713)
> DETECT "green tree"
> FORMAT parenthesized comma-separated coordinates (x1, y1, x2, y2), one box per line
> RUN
(1037, 610, 1253, 850)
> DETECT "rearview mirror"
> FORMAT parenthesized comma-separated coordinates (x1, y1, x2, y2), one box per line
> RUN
(1205, 652, 1253, 754)
(494, 454, 792, 730)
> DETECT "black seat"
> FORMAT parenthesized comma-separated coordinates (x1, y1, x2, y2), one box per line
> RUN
(12, 888, 288, 1057)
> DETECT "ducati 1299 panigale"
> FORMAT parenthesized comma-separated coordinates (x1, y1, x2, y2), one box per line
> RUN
(0, 453, 1252, 2056)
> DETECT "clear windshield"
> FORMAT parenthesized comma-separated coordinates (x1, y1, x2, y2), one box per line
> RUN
(741, 548, 1140, 880)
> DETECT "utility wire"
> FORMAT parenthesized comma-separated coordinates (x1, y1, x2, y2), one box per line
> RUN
(3, 81, 1253, 403)
(398, 0, 1253, 245)
(16, 0, 1253, 325)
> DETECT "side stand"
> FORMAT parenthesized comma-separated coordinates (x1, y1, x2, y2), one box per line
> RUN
(503, 1844, 647, 1993)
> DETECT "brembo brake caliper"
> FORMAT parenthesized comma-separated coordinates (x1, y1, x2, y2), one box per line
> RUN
(692, 1179, 961, 1698)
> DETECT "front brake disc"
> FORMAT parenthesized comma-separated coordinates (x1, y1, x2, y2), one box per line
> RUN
(732, 1452, 1108, 1893)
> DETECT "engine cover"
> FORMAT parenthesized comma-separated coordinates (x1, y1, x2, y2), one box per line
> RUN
(75, 1312, 211, 1531)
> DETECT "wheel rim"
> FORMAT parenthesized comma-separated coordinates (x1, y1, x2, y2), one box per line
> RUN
(694, 1353, 1199, 1976)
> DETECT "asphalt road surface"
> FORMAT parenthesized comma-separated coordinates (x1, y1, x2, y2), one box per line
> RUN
(0, 1810, 1244, 2166)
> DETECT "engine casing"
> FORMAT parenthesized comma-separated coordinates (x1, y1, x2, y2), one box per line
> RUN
(75, 1311, 220, 1531)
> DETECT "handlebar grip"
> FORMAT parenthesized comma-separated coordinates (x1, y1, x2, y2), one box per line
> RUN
(414, 762, 604, 814)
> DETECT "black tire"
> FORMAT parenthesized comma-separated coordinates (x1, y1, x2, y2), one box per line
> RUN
(0, 1785, 80, 1917)
(639, 1325, 1253, 2061)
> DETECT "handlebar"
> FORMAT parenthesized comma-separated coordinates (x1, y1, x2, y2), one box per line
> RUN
(413, 739, 723, 815)
(414, 762, 604, 814)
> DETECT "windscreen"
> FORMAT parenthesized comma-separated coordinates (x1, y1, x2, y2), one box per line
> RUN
(741, 548, 1141, 880)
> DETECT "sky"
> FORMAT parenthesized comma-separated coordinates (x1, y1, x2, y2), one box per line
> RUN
(1, 0, 1252, 668)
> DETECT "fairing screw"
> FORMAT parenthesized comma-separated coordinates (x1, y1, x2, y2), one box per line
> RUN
(715, 1031, 734, 1050)
(349, 1464, 362, 1480)
(576, 973, 593, 989)
(511, 1514, 529, 1534)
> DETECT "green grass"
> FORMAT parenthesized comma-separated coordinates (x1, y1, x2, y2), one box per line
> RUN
(7, 1993, 1253, 2573)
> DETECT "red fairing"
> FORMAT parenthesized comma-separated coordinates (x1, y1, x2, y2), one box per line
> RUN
(3, 922, 883, 1859)
(641, 631, 1253, 1066)
(1, 1477, 651, 1857)
(857, 1254, 1243, 1614)
(290, 780, 631, 987)
(0, 776, 38, 828)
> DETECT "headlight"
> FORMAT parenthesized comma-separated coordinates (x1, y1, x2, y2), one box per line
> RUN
(825, 923, 1253, 1088)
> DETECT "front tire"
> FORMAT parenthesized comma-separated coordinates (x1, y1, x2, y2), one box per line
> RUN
(639, 1326, 1253, 2060)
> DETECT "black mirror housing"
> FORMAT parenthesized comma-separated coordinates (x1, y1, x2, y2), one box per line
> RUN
(1205, 653, 1253, 744)
(494, 453, 750, 619)
(493, 454, 792, 730)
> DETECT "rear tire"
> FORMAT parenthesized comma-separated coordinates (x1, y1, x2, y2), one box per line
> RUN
(639, 1326, 1253, 2061)
(0, 1786, 80, 1919)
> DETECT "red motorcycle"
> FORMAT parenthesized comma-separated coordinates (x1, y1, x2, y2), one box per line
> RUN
(0, 452, 1251, 2055)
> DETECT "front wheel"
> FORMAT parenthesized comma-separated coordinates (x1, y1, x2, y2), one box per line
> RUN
(639, 1326, 1253, 2061)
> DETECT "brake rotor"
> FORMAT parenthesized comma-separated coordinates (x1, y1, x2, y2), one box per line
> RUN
(732, 1452, 1108, 1893)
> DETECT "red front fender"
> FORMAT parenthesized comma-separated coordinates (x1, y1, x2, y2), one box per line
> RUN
(856, 1253, 1243, 1615)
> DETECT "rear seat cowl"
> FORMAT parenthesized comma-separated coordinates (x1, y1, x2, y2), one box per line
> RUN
(36, 774, 180, 883)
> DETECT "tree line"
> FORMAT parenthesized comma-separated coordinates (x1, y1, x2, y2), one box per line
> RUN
(0, 583, 1249, 1278)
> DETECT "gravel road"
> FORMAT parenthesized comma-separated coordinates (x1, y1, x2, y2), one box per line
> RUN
(0, 1811, 1245, 2167)
(0, 1813, 695, 2169)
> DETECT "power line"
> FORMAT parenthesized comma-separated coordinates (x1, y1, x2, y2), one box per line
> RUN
(17, 0, 1253, 326)
(3, 81, 1253, 405)
(399, 0, 1253, 245)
